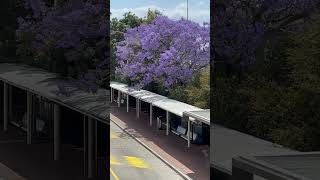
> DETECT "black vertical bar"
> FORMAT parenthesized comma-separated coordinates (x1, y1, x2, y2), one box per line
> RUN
(83, 115, 87, 177)
(3, 82, 8, 131)
(95, 120, 98, 176)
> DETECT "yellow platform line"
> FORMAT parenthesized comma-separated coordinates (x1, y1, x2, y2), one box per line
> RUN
(110, 168, 120, 180)
(124, 156, 150, 169)
(110, 132, 119, 139)
(110, 155, 121, 165)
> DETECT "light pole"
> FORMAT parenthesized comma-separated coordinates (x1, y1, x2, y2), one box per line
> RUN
(187, 0, 189, 20)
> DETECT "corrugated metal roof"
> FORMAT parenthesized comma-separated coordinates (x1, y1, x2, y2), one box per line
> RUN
(0, 63, 109, 123)
(211, 124, 296, 174)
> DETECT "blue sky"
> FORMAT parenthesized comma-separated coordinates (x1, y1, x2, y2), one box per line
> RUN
(111, 0, 210, 25)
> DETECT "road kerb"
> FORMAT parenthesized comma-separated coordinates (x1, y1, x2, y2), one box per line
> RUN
(110, 115, 193, 180)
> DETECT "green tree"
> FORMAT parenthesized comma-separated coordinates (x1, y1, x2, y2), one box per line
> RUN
(144, 9, 162, 24)
(184, 66, 210, 109)
(220, 16, 320, 151)
(0, 0, 27, 62)
(164, 67, 210, 109)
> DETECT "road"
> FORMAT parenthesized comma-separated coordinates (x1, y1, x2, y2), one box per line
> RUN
(110, 121, 186, 180)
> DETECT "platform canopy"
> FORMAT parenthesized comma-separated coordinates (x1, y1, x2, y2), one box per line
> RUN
(110, 81, 146, 96)
(136, 91, 168, 104)
(111, 81, 203, 118)
(210, 124, 296, 174)
(110, 81, 168, 104)
(233, 152, 320, 180)
(183, 110, 210, 125)
(0, 63, 109, 123)
(152, 98, 203, 117)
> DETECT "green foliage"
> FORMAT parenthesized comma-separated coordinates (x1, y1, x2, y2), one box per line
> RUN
(118, 65, 210, 109)
(212, 76, 250, 131)
(160, 67, 210, 109)
(144, 9, 162, 24)
(0, 0, 27, 61)
(213, 16, 320, 151)
(287, 19, 320, 92)
(184, 66, 210, 109)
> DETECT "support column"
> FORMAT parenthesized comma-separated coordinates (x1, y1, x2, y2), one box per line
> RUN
(126, 94, 129, 112)
(83, 115, 87, 176)
(136, 99, 139, 118)
(54, 103, 60, 160)
(8, 85, 12, 123)
(187, 116, 191, 148)
(138, 100, 140, 118)
(117, 91, 120, 107)
(3, 83, 8, 131)
(27, 92, 32, 144)
(149, 104, 153, 126)
(110, 88, 113, 102)
(139, 99, 141, 111)
(166, 111, 169, 135)
(88, 117, 96, 178)
(95, 120, 98, 176)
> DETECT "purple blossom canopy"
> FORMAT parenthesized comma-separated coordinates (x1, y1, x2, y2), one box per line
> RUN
(115, 16, 210, 88)
(213, 0, 319, 66)
(16, 0, 108, 68)
(16, 0, 109, 92)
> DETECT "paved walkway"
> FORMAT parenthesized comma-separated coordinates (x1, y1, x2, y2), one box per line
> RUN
(0, 125, 105, 180)
(110, 121, 185, 180)
(111, 104, 210, 180)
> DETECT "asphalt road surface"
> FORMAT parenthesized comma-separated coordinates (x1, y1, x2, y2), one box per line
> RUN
(110, 121, 186, 180)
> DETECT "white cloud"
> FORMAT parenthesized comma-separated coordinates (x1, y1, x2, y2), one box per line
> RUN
(165, 3, 187, 19)
(111, 2, 210, 24)
(111, 5, 165, 20)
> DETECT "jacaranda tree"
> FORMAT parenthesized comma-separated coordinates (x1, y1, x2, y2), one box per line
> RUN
(115, 16, 210, 88)
(16, 0, 108, 90)
(111, 10, 162, 80)
(213, 0, 319, 69)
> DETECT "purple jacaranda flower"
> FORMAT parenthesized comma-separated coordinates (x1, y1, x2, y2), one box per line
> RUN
(213, 0, 319, 68)
(16, 0, 108, 93)
(115, 16, 210, 88)
(16, 0, 108, 71)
